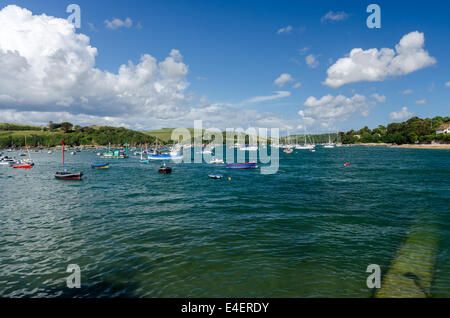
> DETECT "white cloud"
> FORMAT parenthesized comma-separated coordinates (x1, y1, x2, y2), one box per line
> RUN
(415, 99, 427, 104)
(321, 11, 349, 23)
(305, 54, 319, 68)
(274, 73, 294, 87)
(445, 82, 450, 87)
(277, 25, 292, 34)
(324, 31, 436, 88)
(371, 93, 386, 103)
(293, 82, 302, 88)
(105, 17, 133, 30)
(299, 46, 310, 55)
(298, 94, 377, 128)
(400, 89, 413, 95)
(389, 107, 413, 121)
(0, 5, 190, 128)
(244, 91, 291, 104)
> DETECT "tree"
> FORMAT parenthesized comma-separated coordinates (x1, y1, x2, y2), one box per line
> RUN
(60, 122, 73, 133)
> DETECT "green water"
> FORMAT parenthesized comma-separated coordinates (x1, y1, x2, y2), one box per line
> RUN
(0, 146, 449, 297)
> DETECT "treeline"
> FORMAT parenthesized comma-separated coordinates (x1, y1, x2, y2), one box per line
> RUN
(0, 123, 43, 131)
(340, 116, 450, 144)
(0, 123, 157, 147)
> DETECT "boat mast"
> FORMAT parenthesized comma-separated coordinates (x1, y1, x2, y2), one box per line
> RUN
(62, 140, 66, 171)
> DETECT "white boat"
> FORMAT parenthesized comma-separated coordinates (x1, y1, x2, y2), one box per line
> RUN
(210, 158, 224, 164)
(238, 145, 258, 151)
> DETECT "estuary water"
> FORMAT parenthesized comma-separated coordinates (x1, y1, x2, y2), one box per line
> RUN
(0, 146, 449, 297)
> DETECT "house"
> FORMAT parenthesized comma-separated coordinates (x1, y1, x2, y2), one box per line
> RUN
(436, 123, 450, 134)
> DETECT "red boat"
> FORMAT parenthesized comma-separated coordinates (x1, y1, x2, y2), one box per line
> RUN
(158, 162, 172, 174)
(13, 164, 33, 169)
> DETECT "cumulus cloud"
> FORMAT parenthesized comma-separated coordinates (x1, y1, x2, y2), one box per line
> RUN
(298, 94, 378, 128)
(274, 73, 294, 87)
(390, 107, 413, 121)
(371, 93, 386, 103)
(277, 25, 293, 34)
(305, 54, 319, 68)
(445, 82, 450, 87)
(293, 82, 302, 88)
(0, 5, 194, 128)
(105, 17, 133, 29)
(321, 11, 349, 23)
(324, 31, 436, 88)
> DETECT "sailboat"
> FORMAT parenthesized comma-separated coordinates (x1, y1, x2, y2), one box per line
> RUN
(55, 141, 83, 180)
(101, 142, 129, 159)
(324, 133, 336, 148)
(13, 137, 34, 168)
(148, 140, 183, 160)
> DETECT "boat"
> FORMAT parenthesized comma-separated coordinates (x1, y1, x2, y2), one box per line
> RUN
(158, 162, 172, 174)
(91, 163, 110, 169)
(13, 163, 33, 169)
(148, 144, 183, 160)
(283, 148, 293, 154)
(324, 133, 336, 148)
(0, 157, 16, 165)
(238, 145, 258, 151)
(101, 142, 129, 159)
(55, 141, 83, 180)
(226, 162, 258, 169)
(55, 171, 83, 180)
(209, 174, 223, 179)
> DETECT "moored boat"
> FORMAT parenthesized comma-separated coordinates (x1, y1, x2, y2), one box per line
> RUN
(91, 163, 110, 169)
(158, 162, 172, 174)
(226, 162, 258, 169)
(54, 171, 83, 180)
(55, 141, 83, 180)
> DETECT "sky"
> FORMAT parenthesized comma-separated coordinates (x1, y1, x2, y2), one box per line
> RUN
(0, 0, 448, 133)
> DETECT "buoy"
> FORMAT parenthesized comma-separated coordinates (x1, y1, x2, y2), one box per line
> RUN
(228, 177, 231, 181)
(345, 163, 350, 167)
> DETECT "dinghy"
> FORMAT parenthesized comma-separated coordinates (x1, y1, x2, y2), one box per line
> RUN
(226, 162, 258, 169)
(158, 162, 172, 174)
(91, 163, 110, 169)
(209, 174, 223, 179)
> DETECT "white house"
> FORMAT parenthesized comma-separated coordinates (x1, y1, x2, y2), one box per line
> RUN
(436, 123, 450, 134)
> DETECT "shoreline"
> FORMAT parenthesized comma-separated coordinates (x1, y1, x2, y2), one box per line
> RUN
(348, 143, 450, 149)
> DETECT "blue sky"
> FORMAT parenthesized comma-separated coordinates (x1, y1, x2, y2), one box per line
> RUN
(0, 0, 448, 132)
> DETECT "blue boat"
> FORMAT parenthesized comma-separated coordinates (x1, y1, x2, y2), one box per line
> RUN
(91, 163, 110, 169)
(226, 162, 258, 169)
